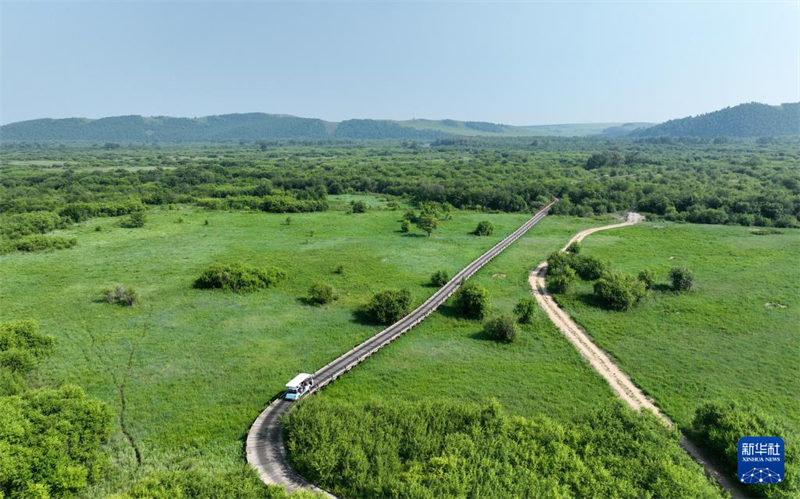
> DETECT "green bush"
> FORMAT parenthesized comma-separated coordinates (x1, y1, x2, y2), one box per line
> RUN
(566, 241, 582, 254)
(546, 265, 577, 295)
(0, 211, 64, 239)
(638, 269, 656, 289)
(121, 210, 147, 228)
(104, 285, 141, 307)
(593, 273, 647, 311)
(0, 235, 77, 254)
(692, 402, 799, 499)
(194, 263, 287, 293)
(350, 200, 368, 213)
(0, 385, 113, 499)
(571, 254, 608, 280)
(454, 283, 491, 320)
(670, 266, 694, 291)
(0, 320, 55, 394)
(484, 314, 518, 343)
(429, 270, 449, 287)
(400, 219, 412, 233)
(284, 399, 722, 499)
(472, 221, 494, 236)
(307, 283, 336, 305)
(513, 297, 537, 324)
(362, 289, 412, 324)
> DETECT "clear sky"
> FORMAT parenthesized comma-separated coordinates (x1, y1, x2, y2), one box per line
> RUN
(2, 1, 799, 125)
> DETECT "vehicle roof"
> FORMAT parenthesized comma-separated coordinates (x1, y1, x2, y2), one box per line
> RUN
(286, 373, 313, 388)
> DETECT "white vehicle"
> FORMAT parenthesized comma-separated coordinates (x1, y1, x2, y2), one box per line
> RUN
(285, 373, 314, 401)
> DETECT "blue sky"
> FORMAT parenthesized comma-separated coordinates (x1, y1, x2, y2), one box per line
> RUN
(1, 1, 798, 125)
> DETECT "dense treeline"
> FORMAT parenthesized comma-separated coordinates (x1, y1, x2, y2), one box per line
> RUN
(632, 102, 800, 138)
(284, 398, 722, 499)
(2, 137, 799, 246)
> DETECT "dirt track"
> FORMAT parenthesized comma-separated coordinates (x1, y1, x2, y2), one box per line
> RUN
(529, 213, 747, 499)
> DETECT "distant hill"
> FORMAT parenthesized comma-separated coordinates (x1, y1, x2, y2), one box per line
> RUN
(0, 113, 652, 142)
(630, 102, 800, 138)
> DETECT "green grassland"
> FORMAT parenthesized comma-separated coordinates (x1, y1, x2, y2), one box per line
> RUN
(0, 204, 606, 493)
(316, 215, 620, 419)
(556, 222, 800, 431)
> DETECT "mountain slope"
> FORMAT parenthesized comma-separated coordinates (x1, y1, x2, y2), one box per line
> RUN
(631, 102, 800, 138)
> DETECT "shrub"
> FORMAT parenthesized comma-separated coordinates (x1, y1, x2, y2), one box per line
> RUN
(121, 210, 147, 228)
(484, 314, 518, 343)
(307, 283, 336, 305)
(669, 266, 694, 292)
(692, 402, 799, 499)
(472, 221, 494, 236)
(593, 273, 647, 311)
(546, 265, 577, 295)
(194, 263, 287, 293)
(400, 219, 411, 233)
(333, 264, 345, 275)
(429, 270, 449, 287)
(513, 297, 537, 324)
(0, 235, 77, 254)
(104, 285, 141, 307)
(350, 200, 368, 213)
(454, 283, 491, 320)
(362, 289, 412, 324)
(566, 241, 582, 254)
(0, 319, 55, 388)
(637, 269, 656, 290)
(571, 254, 608, 280)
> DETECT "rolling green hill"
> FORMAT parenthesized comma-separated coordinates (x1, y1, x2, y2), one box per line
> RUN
(631, 102, 800, 138)
(0, 113, 652, 142)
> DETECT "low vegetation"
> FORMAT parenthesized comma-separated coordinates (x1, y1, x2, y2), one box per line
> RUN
(362, 289, 412, 324)
(483, 314, 518, 343)
(284, 399, 722, 499)
(104, 284, 140, 307)
(0, 234, 77, 254)
(194, 262, 287, 293)
(513, 297, 536, 324)
(306, 283, 336, 306)
(453, 282, 491, 320)
(670, 266, 694, 292)
(472, 220, 494, 236)
(593, 273, 647, 311)
(429, 269, 449, 287)
(692, 401, 799, 499)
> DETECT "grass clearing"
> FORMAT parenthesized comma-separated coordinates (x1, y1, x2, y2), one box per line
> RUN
(556, 222, 800, 431)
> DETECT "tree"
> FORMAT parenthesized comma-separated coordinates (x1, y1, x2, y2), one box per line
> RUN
(593, 273, 647, 311)
(513, 297, 537, 324)
(363, 289, 412, 324)
(473, 221, 494, 236)
(417, 213, 439, 237)
(400, 219, 411, 233)
(454, 283, 491, 320)
(350, 200, 368, 213)
(566, 241, 582, 254)
(429, 270, 449, 287)
(546, 265, 577, 294)
(571, 255, 608, 280)
(484, 314, 518, 343)
(669, 267, 694, 292)
(122, 211, 147, 228)
(307, 283, 336, 305)
(637, 269, 656, 290)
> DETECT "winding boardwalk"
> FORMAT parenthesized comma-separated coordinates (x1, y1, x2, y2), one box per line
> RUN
(246, 201, 556, 494)
(529, 213, 746, 499)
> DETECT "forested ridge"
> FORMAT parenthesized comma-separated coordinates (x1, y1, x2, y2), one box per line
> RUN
(632, 102, 800, 138)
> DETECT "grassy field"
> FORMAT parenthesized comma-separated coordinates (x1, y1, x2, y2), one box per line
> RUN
(1, 203, 608, 492)
(555, 222, 800, 431)
(316, 215, 621, 419)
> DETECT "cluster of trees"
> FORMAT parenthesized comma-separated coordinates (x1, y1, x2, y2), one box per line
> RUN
(0, 320, 113, 498)
(546, 246, 693, 311)
(0, 234, 76, 255)
(692, 402, 798, 498)
(194, 263, 287, 293)
(284, 398, 722, 499)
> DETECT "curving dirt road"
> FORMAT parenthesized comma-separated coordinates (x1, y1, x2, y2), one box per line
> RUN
(529, 213, 747, 499)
